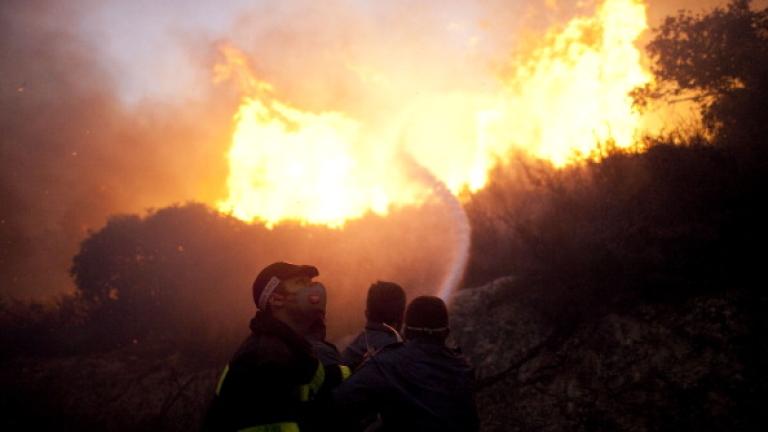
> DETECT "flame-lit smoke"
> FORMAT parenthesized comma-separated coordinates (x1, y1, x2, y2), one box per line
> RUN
(215, 0, 651, 229)
(2, 0, 685, 309)
(0, 1, 234, 299)
(209, 0, 651, 307)
(212, 44, 474, 303)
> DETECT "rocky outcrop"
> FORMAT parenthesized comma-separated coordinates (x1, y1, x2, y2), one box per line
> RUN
(449, 278, 767, 431)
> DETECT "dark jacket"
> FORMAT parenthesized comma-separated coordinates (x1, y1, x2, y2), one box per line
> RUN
(202, 312, 346, 432)
(333, 338, 480, 432)
(340, 322, 401, 371)
(307, 335, 343, 366)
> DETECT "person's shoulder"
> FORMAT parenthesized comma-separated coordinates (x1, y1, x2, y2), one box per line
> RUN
(371, 341, 406, 360)
(366, 325, 401, 346)
(366, 322, 399, 335)
(353, 341, 405, 371)
(345, 330, 368, 347)
(340, 332, 367, 357)
(233, 331, 293, 365)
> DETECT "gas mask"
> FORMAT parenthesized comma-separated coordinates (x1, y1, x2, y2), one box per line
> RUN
(285, 282, 327, 313)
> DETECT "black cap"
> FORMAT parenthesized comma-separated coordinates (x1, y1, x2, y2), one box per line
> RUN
(404, 295, 448, 332)
(252, 262, 319, 309)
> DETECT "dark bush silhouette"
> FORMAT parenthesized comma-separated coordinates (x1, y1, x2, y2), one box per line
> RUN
(0, 293, 89, 360)
(68, 203, 265, 356)
(466, 138, 765, 313)
(64, 198, 466, 359)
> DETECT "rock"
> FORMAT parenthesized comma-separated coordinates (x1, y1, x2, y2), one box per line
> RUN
(448, 279, 767, 431)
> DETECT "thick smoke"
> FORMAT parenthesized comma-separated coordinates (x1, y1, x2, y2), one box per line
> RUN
(0, 0, 758, 303)
(0, 1, 235, 299)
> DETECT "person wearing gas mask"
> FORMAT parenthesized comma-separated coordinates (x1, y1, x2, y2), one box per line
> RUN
(332, 295, 480, 432)
(201, 262, 350, 432)
(341, 281, 406, 372)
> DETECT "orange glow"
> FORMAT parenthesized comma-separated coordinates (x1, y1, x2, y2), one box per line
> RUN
(484, 0, 651, 167)
(216, 0, 652, 227)
(215, 45, 419, 228)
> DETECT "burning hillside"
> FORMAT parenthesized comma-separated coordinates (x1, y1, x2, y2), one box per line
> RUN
(215, 0, 652, 228)
(1, 0, 669, 305)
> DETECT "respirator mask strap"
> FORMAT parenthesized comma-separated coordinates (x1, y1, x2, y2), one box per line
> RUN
(405, 325, 448, 335)
(382, 322, 403, 342)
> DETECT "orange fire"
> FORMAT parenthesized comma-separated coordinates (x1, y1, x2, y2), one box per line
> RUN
(485, 0, 651, 166)
(216, 0, 652, 227)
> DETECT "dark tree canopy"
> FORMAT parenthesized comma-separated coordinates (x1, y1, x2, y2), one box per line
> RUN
(633, 0, 768, 144)
(69, 203, 262, 344)
(66, 199, 464, 350)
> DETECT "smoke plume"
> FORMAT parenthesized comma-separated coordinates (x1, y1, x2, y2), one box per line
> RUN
(0, 0, 757, 303)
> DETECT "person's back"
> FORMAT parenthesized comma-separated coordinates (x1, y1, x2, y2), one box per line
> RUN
(341, 281, 406, 371)
(333, 295, 480, 432)
(344, 337, 478, 431)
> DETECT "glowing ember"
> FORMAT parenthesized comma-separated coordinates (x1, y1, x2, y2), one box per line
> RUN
(216, 0, 652, 226)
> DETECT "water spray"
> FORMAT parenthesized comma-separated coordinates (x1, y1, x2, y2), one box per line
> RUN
(398, 151, 471, 304)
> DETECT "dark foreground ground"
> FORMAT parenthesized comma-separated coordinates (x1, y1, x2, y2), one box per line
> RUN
(2, 277, 766, 432)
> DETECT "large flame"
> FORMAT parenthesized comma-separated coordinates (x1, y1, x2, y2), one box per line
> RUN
(485, 0, 651, 166)
(217, 0, 652, 227)
(214, 45, 412, 227)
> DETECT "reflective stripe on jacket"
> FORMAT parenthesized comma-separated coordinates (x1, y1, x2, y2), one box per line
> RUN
(238, 422, 299, 432)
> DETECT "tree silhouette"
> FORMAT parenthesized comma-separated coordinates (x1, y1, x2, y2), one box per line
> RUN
(69, 203, 260, 346)
(633, 0, 768, 146)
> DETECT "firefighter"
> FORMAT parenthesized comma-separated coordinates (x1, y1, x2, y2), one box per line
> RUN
(340, 281, 406, 371)
(333, 295, 480, 432)
(201, 262, 350, 432)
